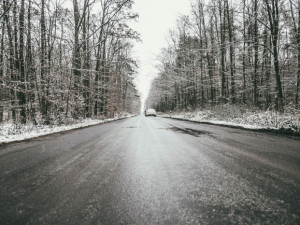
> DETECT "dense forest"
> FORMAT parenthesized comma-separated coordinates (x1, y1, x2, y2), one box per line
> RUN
(147, 0, 300, 115)
(0, 0, 140, 125)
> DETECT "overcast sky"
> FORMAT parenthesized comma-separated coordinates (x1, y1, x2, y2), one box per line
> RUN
(131, 0, 191, 108)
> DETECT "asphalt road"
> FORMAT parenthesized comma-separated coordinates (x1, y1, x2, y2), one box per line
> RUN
(0, 116, 299, 225)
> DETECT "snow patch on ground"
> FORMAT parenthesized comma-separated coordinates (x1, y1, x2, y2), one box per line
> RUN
(0, 113, 135, 144)
(160, 105, 300, 134)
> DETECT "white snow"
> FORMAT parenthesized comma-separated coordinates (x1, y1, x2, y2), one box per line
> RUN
(160, 105, 300, 134)
(0, 114, 135, 144)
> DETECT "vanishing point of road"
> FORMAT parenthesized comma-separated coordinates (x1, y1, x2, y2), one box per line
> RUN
(0, 116, 299, 224)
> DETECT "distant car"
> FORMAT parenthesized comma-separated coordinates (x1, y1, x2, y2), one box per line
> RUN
(145, 108, 157, 117)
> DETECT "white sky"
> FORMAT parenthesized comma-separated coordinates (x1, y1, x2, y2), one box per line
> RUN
(131, 0, 191, 109)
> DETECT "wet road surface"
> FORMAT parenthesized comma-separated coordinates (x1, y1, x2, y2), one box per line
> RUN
(0, 116, 300, 224)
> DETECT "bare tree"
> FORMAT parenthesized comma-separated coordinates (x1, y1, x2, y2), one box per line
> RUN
(264, 0, 284, 112)
(148, 0, 298, 114)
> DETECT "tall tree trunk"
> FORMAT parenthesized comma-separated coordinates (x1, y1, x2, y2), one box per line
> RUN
(13, 1, 18, 71)
(26, 0, 36, 124)
(72, 0, 82, 118)
(296, 1, 300, 108)
(210, 17, 216, 104)
(262, 29, 271, 108)
(219, 0, 226, 102)
(265, 0, 284, 112)
(3, 0, 15, 121)
(40, 0, 49, 123)
(199, 2, 214, 105)
(18, 0, 26, 123)
(94, 3, 106, 117)
(253, 0, 259, 107)
(225, 0, 236, 103)
(0, 7, 4, 122)
(100, 39, 107, 116)
(12, 0, 18, 121)
(82, 3, 91, 117)
(73, 0, 81, 91)
(242, 0, 247, 104)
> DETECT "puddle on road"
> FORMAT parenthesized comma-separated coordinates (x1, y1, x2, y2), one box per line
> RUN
(121, 125, 213, 138)
(168, 126, 213, 137)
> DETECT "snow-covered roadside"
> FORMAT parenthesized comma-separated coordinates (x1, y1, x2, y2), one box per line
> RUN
(0, 114, 135, 144)
(160, 105, 300, 135)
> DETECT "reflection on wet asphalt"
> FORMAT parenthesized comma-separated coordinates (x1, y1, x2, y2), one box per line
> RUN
(0, 115, 299, 224)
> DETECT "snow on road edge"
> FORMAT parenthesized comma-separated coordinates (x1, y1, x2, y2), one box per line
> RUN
(159, 107, 300, 135)
(0, 115, 135, 144)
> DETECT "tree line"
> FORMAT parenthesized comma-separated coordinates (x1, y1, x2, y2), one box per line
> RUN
(0, 0, 140, 125)
(147, 0, 300, 114)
